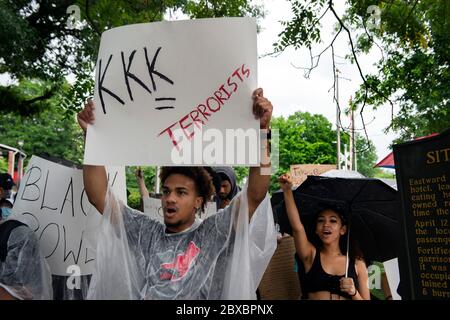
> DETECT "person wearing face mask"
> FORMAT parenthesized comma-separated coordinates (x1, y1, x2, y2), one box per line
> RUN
(0, 198, 13, 220)
(0, 198, 53, 300)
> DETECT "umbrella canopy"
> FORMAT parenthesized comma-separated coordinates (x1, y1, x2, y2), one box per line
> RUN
(274, 176, 400, 264)
(271, 170, 365, 231)
(321, 169, 365, 178)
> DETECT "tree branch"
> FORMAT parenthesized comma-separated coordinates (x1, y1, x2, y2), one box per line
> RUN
(291, 25, 342, 78)
(329, 0, 394, 149)
(361, 16, 385, 63)
(23, 89, 55, 105)
(85, 0, 101, 36)
(150, 0, 164, 22)
(400, 0, 420, 34)
(262, 6, 330, 61)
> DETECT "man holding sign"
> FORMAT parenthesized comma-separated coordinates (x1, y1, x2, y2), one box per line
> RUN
(77, 87, 276, 299)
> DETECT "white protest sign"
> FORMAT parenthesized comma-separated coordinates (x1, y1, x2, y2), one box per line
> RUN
(142, 196, 164, 223)
(84, 17, 259, 166)
(383, 258, 402, 300)
(142, 196, 217, 223)
(10, 155, 126, 276)
(202, 202, 218, 219)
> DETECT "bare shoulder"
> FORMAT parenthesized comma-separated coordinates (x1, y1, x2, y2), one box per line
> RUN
(355, 258, 368, 275)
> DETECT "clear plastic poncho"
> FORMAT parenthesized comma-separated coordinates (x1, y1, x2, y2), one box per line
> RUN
(0, 223, 53, 300)
(87, 183, 277, 300)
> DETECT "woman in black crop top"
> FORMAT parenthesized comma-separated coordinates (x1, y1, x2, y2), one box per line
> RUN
(279, 174, 370, 300)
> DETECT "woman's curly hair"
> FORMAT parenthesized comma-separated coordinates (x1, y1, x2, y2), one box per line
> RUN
(159, 167, 215, 212)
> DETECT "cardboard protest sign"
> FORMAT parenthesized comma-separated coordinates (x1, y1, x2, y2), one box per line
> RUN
(289, 164, 336, 185)
(84, 17, 259, 166)
(143, 196, 217, 223)
(10, 156, 126, 276)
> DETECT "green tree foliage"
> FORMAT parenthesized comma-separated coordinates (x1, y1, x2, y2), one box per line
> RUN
(0, 157, 8, 172)
(269, 111, 377, 191)
(127, 189, 142, 210)
(273, 111, 337, 170)
(0, 0, 93, 115)
(125, 166, 156, 192)
(269, 111, 336, 192)
(125, 166, 157, 210)
(374, 169, 395, 179)
(233, 166, 250, 186)
(354, 133, 378, 177)
(276, 0, 449, 143)
(348, 0, 450, 142)
(184, 0, 264, 28)
(1, 0, 264, 116)
(0, 109, 84, 165)
(0, 80, 84, 164)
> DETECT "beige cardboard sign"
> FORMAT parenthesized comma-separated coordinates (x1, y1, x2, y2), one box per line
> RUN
(290, 164, 336, 185)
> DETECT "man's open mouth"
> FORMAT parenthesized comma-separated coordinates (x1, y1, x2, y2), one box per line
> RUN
(165, 207, 177, 217)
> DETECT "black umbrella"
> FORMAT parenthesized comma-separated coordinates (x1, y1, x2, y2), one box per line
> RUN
(272, 175, 401, 264)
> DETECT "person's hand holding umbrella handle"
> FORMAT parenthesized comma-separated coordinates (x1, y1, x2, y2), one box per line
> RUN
(340, 277, 362, 300)
(278, 174, 315, 268)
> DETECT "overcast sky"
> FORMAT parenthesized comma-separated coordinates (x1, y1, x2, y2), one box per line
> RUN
(256, 0, 399, 163)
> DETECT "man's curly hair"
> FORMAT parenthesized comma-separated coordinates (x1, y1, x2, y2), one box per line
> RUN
(159, 167, 215, 212)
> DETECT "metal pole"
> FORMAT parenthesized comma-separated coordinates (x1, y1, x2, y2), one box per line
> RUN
(344, 144, 349, 170)
(351, 107, 357, 171)
(349, 105, 354, 170)
(155, 166, 160, 194)
(336, 72, 341, 170)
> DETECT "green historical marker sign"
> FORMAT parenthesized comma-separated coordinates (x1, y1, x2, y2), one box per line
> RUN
(394, 129, 450, 300)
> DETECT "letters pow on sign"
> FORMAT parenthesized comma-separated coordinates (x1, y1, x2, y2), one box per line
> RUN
(84, 17, 259, 166)
(10, 156, 126, 276)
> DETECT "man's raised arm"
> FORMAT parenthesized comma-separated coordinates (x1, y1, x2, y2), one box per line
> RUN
(77, 100, 108, 214)
(247, 88, 273, 220)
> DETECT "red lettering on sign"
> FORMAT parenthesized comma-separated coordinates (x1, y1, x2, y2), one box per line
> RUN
(157, 64, 251, 147)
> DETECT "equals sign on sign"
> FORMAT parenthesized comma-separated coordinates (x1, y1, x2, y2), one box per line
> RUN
(155, 97, 176, 110)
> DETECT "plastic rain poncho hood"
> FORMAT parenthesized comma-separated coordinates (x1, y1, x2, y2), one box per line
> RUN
(0, 222, 53, 299)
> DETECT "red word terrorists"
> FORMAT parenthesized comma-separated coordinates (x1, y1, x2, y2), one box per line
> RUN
(158, 64, 251, 149)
